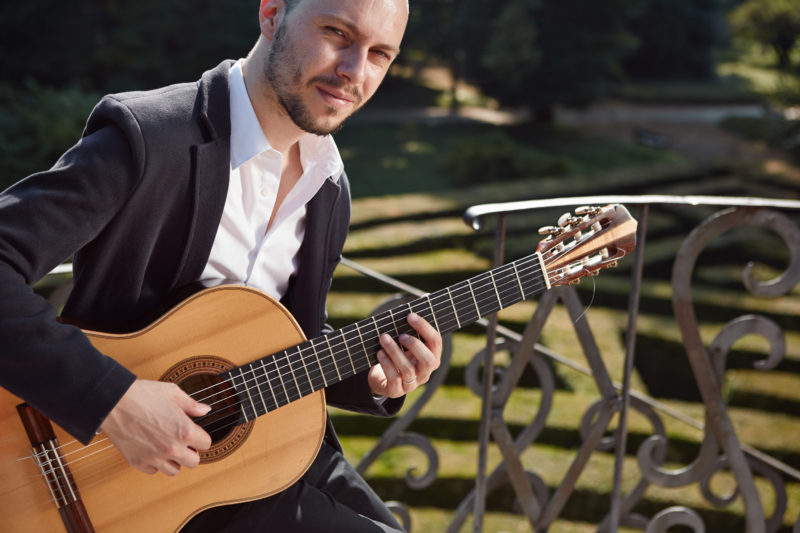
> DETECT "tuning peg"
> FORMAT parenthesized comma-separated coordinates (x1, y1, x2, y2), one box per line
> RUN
(538, 225, 563, 236)
(568, 279, 581, 286)
(558, 212, 580, 227)
(575, 205, 602, 216)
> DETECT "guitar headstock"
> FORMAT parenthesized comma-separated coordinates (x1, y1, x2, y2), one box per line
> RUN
(536, 204, 637, 287)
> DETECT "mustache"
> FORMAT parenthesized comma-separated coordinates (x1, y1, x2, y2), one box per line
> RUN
(308, 75, 363, 103)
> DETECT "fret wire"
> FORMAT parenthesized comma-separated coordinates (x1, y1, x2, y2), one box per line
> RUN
(252, 361, 268, 414)
(294, 345, 314, 395)
(370, 315, 382, 358)
(260, 359, 278, 410)
(284, 351, 303, 400)
(341, 327, 357, 375)
(489, 270, 503, 310)
(239, 366, 258, 418)
(310, 339, 328, 388)
(354, 320, 370, 367)
(388, 307, 400, 339)
(325, 336, 342, 382)
(228, 375, 249, 422)
(466, 278, 481, 319)
(446, 287, 461, 329)
(512, 261, 526, 300)
(406, 302, 419, 338)
(424, 294, 440, 332)
(272, 355, 290, 406)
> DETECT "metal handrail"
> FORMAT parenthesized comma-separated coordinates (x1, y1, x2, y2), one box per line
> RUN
(464, 194, 800, 230)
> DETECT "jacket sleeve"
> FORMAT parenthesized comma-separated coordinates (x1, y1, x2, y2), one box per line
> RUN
(0, 104, 143, 444)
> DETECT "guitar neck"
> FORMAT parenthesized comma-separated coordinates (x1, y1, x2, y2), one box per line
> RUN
(221, 252, 549, 420)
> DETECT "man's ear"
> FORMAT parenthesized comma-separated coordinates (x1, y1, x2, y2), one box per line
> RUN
(259, 0, 283, 40)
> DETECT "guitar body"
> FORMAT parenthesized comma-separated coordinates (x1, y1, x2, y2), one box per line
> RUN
(0, 285, 326, 533)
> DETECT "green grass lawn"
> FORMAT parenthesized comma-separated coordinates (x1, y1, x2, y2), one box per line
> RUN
(326, 134, 800, 531)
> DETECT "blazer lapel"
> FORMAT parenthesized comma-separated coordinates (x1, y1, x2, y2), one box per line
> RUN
(171, 61, 234, 290)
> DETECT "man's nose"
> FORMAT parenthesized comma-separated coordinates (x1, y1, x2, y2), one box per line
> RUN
(336, 46, 369, 84)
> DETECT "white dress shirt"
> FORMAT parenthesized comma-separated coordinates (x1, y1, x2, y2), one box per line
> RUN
(200, 60, 344, 299)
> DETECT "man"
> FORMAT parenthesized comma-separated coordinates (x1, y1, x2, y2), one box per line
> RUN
(0, 0, 441, 531)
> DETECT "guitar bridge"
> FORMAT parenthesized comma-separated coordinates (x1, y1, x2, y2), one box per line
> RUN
(17, 403, 95, 533)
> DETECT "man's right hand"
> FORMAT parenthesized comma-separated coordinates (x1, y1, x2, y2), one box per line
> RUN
(99, 379, 212, 476)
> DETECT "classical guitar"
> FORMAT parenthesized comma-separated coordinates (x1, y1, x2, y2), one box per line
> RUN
(0, 204, 637, 533)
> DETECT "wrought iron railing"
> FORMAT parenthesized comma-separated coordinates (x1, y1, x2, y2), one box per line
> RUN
(343, 195, 800, 533)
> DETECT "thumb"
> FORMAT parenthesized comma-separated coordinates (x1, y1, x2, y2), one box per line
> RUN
(174, 387, 212, 417)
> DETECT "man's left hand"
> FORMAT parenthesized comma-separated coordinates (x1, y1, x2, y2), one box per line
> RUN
(368, 312, 442, 398)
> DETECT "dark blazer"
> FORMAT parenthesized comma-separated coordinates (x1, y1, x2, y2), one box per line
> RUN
(0, 60, 400, 448)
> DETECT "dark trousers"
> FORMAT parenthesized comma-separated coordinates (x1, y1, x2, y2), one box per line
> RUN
(181, 441, 404, 532)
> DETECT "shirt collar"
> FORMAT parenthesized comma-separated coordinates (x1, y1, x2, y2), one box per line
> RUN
(228, 60, 343, 181)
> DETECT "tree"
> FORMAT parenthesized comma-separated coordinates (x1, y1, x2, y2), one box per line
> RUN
(623, 0, 729, 79)
(730, 0, 800, 69)
(461, 0, 638, 121)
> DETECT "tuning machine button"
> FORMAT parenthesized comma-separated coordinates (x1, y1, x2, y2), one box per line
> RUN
(575, 205, 602, 216)
(538, 225, 563, 236)
(558, 212, 581, 227)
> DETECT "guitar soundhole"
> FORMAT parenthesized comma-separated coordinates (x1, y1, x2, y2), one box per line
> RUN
(179, 373, 241, 442)
(160, 356, 254, 464)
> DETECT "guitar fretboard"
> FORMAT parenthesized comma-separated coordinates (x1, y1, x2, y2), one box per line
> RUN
(221, 252, 548, 422)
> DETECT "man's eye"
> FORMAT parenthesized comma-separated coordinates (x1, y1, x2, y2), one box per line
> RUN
(326, 26, 346, 38)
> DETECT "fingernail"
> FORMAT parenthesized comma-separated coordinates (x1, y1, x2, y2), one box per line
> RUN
(199, 403, 212, 414)
(408, 313, 419, 323)
(380, 334, 392, 346)
(399, 334, 410, 343)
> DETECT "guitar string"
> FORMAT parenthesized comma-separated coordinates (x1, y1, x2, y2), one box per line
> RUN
(174, 256, 559, 436)
(182, 220, 615, 433)
(30, 218, 613, 473)
(28, 228, 602, 474)
(159, 221, 604, 414)
(42, 238, 615, 485)
(30, 257, 550, 469)
(186, 220, 609, 416)
(29, 224, 605, 470)
(192, 258, 547, 407)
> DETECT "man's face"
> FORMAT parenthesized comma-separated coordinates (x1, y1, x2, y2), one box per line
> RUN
(264, 0, 407, 136)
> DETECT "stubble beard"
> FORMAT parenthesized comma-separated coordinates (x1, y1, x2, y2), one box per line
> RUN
(265, 24, 363, 136)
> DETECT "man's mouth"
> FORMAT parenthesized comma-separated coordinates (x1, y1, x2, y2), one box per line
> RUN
(316, 86, 355, 109)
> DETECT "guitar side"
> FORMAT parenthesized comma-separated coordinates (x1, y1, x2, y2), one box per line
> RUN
(0, 286, 326, 533)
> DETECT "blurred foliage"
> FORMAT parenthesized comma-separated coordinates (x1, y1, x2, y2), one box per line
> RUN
(454, 0, 639, 121)
(0, 83, 99, 190)
(0, 0, 255, 93)
(437, 130, 568, 185)
(404, 0, 730, 120)
(721, 115, 800, 159)
(623, 0, 730, 79)
(729, 0, 800, 70)
(0, 0, 785, 187)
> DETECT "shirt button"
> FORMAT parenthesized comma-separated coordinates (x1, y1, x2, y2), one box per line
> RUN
(261, 187, 271, 197)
